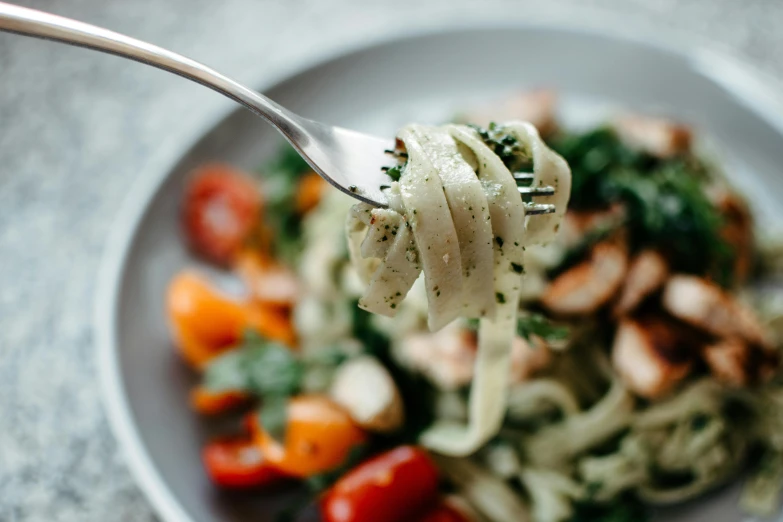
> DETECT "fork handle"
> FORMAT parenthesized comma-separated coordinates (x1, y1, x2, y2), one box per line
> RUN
(0, 2, 307, 141)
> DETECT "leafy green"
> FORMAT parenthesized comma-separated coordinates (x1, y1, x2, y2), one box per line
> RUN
(203, 332, 303, 396)
(547, 128, 734, 285)
(259, 145, 313, 265)
(569, 496, 649, 522)
(470, 122, 534, 173)
(517, 313, 570, 342)
(203, 332, 303, 444)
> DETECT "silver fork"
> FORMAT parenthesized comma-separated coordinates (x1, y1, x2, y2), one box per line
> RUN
(0, 2, 555, 214)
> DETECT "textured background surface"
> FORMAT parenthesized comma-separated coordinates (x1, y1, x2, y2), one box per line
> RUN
(1, 0, 783, 520)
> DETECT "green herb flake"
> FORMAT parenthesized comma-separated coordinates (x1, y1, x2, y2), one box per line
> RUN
(516, 314, 570, 342)
(386, 163, 405, 182)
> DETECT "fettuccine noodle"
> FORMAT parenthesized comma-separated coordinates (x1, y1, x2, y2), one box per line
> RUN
(347, 122, 571, 455)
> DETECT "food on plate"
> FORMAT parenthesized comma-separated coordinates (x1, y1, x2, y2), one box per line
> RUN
(164, 91, 783, 522)
(346, 121, 571, 456)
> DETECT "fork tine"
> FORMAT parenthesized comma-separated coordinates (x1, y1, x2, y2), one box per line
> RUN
(518, 185, 555, 197)
(524, 203, 556, 215)
(513, 172, 535, 183)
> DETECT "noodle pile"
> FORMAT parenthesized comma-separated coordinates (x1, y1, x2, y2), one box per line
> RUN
(347, 122, 571, 455)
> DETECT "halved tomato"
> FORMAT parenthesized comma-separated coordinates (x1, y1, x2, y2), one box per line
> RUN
(202, 438, 285, 488)
(183, 164, 261, 265)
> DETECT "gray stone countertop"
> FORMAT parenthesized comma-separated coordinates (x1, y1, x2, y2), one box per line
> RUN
(1, 0, 782, 520)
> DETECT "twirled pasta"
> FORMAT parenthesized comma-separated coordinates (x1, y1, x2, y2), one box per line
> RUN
(347, 122, 571, 455)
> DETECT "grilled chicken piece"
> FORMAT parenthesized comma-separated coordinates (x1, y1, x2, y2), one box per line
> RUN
(235, 252, 299, 306)
(702, 338, 753, 387)
(710, 188, 754, 284)
(614, 250, 669, 317)
(612, 317, 694, 399)
(463, 89, 558, 137)
(559, 205, 625, 249)
(396, 323, 477, 390)
(397, 325, 553, 390)
(542, 241, 629, 315)
(330, 355, 404, 433)
(613, 115, 692, 158)
(662, 275, 769, 347)
(509, 335, 553, 384)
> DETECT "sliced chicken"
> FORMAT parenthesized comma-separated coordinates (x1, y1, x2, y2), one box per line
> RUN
(710, 188, 754, 284)
(662, 275, 769, 347)
(329, 355, 404, 433)
(509, 335, 553, 384)
(396, 323, 477, 390)
(559, 205, 625, 249)
(614, 250, 669, 316)
(541, 241, 629, 315)
(702, 338, 753, 387)
(462, 89, 558, 137)
(612, 317, 694, 399)
(397, 325, 552, 390)
(613, 115, 692, 158)
(235, 251, 299, 306)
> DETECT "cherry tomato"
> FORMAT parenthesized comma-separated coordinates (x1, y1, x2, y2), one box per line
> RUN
(190, 386, 249, 415)
(320, 446, 440, 522)
(250, 395, 366, 478)
(183, 164, 261, 265)
(202, 438, 286, 489)
(167, 271, 295, 368)
(415, 499, 473, 522)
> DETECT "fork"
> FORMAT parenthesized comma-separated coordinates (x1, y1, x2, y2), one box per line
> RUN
(0, 2, 555, 214)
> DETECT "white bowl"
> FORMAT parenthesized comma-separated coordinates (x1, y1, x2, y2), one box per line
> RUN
(96, 25, 783, 522)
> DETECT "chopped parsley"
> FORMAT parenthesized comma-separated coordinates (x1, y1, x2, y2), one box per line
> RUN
(386, 163, 405, 182)
(470, 122, 534, 173)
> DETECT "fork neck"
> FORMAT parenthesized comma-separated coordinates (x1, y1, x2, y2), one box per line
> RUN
(0, 1, 309, 143)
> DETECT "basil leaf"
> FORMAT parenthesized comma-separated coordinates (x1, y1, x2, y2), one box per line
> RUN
(245, 343, 303, 396)
(203, 350, 249, 393)
(202, 336, 303, 397)
(259, 395, 289, 445)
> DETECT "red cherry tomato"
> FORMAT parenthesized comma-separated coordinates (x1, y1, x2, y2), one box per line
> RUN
(202, 438, 286, 488)
(320, 446, 440, 522)
(415, 499, 473, 522)
(182, 164, 261, 265)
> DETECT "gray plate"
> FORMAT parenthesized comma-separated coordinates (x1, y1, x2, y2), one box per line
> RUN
(96, 25, 783, 522)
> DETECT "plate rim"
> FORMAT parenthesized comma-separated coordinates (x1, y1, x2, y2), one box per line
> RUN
(94, 21, 783, 522)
